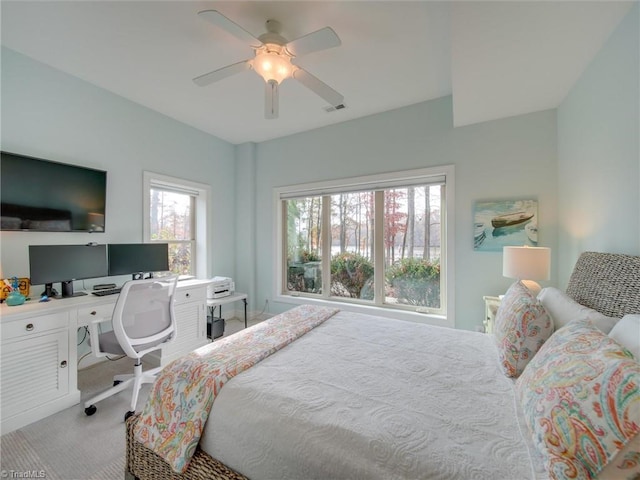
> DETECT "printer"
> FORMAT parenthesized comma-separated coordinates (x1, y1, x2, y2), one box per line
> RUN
(207, 276, 234, 299)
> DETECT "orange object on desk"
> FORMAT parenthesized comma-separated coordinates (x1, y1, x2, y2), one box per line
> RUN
(0, 277, 30, 301)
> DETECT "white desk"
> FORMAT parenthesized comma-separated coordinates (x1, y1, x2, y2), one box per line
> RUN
(0, 278, 211, 434)
(206, 292, 248, 329)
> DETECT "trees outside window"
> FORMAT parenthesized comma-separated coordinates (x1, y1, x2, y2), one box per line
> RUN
(278, 167, 450, 315)
(144, 172, 210, 278)
(149, 188, 195, 275)
(384, 186, 442, 309)
(286, 196, 323, 294)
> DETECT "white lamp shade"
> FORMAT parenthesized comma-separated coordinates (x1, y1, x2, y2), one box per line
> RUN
(503, 246, 551, 281)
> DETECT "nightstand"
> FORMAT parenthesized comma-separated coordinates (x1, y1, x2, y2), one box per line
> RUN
(482, 295, 502, 333)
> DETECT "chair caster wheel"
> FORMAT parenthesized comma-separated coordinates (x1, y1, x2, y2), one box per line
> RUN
(124, 410, 135, 421)
(113, 380, 122, 386)
(85, 405, 97, 416)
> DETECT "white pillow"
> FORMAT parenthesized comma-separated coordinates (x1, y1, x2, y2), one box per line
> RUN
(609, 314, 640, 359)
(537, 287, 618, 333)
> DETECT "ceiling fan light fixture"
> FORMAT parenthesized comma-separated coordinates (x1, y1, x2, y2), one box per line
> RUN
(252, 44, 293, 84)
(195, 11, 344, 118)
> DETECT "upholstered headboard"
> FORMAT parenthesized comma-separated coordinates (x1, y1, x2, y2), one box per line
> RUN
(566, 251, 640, 318)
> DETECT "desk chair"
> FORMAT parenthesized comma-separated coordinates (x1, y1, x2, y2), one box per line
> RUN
(83, 275, 178, 421)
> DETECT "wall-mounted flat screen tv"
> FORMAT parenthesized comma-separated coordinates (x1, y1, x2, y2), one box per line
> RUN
(1, 151, 107, 232)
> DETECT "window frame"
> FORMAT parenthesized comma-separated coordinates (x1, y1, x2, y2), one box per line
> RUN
(274, 165, 455, 328)
(143, 171, 211, 278)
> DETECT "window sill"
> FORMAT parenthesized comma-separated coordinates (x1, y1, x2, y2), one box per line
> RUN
(275, 294, 453, 329)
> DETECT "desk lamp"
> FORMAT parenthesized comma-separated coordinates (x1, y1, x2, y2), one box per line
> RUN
(503, 246, 550, 296)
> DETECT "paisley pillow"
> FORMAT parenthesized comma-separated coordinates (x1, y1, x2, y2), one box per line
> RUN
(516, 320, 640, 480)
(494, 281, 553, 377)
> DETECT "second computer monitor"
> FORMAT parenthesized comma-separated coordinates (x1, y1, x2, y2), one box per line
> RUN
(107, 243, 169, 278)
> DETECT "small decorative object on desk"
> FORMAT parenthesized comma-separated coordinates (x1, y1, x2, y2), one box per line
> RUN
(1, 276, 30, 302)
(5, 277, 26, 306)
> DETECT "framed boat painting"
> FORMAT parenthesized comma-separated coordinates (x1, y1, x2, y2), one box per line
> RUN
(473, 199, 538, 251)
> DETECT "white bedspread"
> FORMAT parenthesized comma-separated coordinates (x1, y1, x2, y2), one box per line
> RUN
(201, 311, 545, 480)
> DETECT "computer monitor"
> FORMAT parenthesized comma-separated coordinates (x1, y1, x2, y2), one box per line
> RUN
(107, 243, 169, 279)
(29, 244, 108, 298)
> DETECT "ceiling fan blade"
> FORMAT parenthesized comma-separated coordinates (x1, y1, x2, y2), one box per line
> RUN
(198, 10, 262, 48)
(265, 80, 279, 119)
(193, 60, 252, 87)
(293, 68, 344, 107)
(285, 27, 341, 57)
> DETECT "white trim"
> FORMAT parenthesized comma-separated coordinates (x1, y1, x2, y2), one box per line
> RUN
(321, 196, 331, 294)
(273, 294, 453, 329)
(274, 188, 284, 301)
(273, 165, 455, 325)
(278, 169, 447, 199)
(148, 182, 200, 197)
(145, 171, 207, 193)
(444, 176, 455, 326)
(373, 190, 385, 305)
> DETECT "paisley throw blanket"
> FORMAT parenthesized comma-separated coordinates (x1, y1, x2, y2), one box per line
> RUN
(134, 304, 339, 473)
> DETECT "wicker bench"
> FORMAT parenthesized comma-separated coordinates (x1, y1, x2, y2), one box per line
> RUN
(126, 414, 248, 480)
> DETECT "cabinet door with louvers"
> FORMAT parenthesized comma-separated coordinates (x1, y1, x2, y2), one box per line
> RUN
(1, 325, 69, 419)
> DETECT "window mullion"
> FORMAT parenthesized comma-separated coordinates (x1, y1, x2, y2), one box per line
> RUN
(321, 195, 331, 299)
(439, 185, 446, 311)
(373, 190, 385, 306)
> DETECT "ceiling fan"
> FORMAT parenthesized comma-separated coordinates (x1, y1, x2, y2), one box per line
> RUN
(193, 10, 344, 119)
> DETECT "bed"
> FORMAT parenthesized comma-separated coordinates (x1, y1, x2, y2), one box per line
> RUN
(126, 251, 640, 480)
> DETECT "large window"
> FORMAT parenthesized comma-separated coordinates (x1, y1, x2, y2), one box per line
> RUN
(277, 166, 454, 320)
(143, 172, 210, 278)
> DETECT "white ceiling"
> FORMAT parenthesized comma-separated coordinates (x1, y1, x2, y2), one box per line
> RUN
(1, 1, 634, 145)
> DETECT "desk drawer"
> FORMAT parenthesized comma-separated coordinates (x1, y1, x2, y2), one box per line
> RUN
(77, 304, 115, 326)
(2, 312, 69, 341)
(175, 286, 206, 305)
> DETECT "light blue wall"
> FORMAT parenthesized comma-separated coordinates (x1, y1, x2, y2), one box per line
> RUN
(234, 142, 258, 308)
(243, 97, 558, 330)
(557, 4, 640, 287)
(0, 48, 237, 286)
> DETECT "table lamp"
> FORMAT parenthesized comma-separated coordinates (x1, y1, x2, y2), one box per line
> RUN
(503, 246, 550, 295)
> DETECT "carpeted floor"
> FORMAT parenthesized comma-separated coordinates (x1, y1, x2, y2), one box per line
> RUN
(0, 317, 254, 480)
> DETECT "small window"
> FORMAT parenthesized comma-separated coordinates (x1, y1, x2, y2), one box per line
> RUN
(143, 172, 210, 278)
(149, 187, 195, 275)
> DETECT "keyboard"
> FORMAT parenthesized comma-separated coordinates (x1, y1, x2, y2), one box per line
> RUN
(91, 288, 121, 297)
